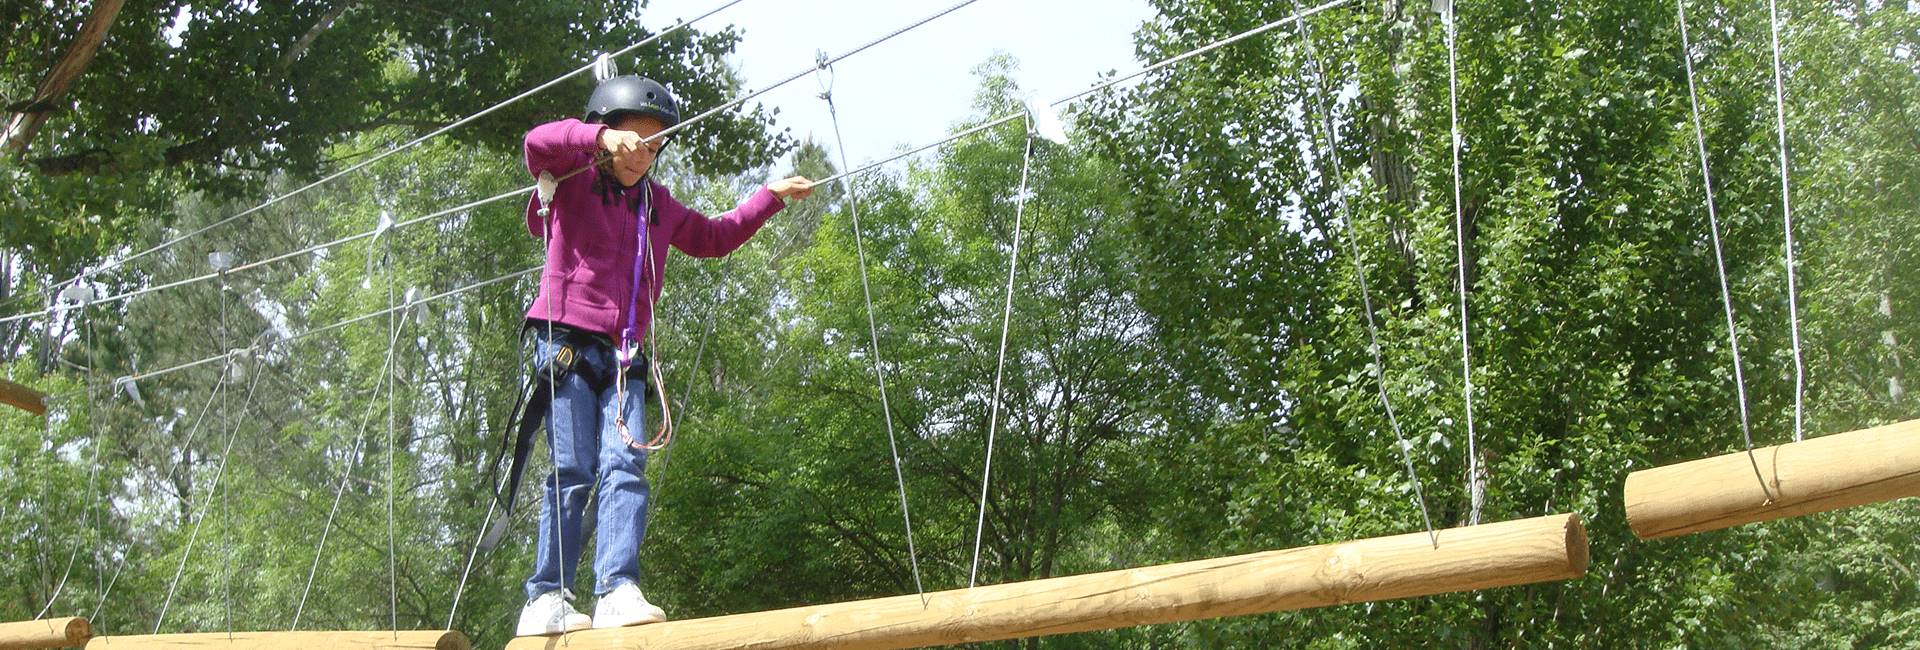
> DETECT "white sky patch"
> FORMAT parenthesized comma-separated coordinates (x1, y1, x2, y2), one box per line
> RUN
(162, 5, 194, 48)
(638, 0, 1153, 181)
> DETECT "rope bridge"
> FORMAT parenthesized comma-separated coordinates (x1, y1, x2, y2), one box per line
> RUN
(5, 0, 1914, 648)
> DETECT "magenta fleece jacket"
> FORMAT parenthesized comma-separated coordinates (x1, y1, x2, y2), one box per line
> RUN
(521, 118, 785, 339)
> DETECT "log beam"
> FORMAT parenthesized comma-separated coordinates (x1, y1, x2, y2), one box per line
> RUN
(0, 378, 48, 416)
(507, 514, 1587, 650)
(1625, 418, 1920, 540)
(0, 617, 90, 650)
(82, 631, 468, 650)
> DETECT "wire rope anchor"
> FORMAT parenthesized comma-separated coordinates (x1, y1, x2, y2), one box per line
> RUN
(535, 171, 560, 220)
(813, 50, 835, 101)
(362, 211, 396, 288)
(404, 286, 429, 325)
(223, 347, 252, 382)
(208, 251, 235, 274)
(57, 283, 96, 309)
(209, 251, 238, 309)
(112, 375, 144, 406)
(592, 51, 618, 82)
(1025, 95, 1069, 145)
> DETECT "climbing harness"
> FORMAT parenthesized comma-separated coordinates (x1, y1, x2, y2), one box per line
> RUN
(478, 321, 610, 553)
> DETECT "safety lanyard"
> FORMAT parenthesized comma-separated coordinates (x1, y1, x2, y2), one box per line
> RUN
(618, 183, 650, 368)
(613, 180, 673, 451)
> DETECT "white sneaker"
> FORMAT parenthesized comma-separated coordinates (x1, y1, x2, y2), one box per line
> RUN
(516, 590, 592, 637)
(592, 583, 667, 628)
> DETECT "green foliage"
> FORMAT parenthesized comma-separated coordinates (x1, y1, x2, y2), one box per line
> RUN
(1076, 0, 1920, 645)
(0, 367, 124, 623)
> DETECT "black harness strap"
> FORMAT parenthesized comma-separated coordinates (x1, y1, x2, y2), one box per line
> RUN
(479, 323, 599, 553)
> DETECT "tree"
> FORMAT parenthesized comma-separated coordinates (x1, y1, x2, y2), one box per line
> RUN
(2, 0, 786, 305)
(1079, 0, 1919, 646)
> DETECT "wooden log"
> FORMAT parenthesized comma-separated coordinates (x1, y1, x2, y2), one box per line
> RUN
(507, 514, 1587, 650)
(1625, 418, 1920, 540)
(0, 378, 48, 416)
(0, 617, 90, 650)
(82, 631, 468, 650)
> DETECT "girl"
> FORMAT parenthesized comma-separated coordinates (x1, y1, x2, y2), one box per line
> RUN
(513, 74, 813, 636)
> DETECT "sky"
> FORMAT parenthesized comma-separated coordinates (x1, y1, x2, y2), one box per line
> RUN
(637, 0, 1158, 176)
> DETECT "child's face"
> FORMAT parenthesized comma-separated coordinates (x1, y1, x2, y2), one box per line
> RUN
(609, 114, 668, 181)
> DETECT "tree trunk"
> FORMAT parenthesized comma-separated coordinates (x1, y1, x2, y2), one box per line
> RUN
(175, 446, 195, 525)
(281, 1, 359, 68)
(1883, 289, 1904, 403)
(1359, 0, 1422, 295)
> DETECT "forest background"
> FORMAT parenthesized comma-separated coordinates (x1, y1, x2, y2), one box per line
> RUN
(2, 0, 1917, 648)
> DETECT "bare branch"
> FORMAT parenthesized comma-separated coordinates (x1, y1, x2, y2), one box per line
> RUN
(281, 1, 360, 68)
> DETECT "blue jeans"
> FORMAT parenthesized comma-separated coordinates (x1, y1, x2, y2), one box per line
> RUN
(523, 327, 651, 600)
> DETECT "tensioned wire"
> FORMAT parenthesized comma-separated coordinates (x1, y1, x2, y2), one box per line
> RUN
(44, 0, 750, 296)
(110, 1, 1387, 613)
(34, 297, 102, 618)
(3, 0, 987, 328)
(1441, 0, 1484, 526)
(291, 299, 416, 629)
(967, 115, 1036, 590)
(66, 0, 1367, 390)
(1675, 0, 1773, 499)
(152, 348, 270, 633)
(817, 64, 927, 601)
(1764, 0, 1808, 444)
(1291, 0, 1438, 546)
(445, 0, 1001, 585)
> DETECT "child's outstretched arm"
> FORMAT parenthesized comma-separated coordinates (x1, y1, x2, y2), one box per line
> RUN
(669, 176, 815, 258)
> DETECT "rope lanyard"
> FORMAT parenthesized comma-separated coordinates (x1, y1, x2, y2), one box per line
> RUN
(617, 183, 674, 452)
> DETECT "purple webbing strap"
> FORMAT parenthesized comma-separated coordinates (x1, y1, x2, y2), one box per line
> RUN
(618, 184, 650, 367)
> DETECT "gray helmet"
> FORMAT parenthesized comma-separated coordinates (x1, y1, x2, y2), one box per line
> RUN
(584, 75, 681, 128)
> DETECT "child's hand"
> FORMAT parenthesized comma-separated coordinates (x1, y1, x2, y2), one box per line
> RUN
(600, 128, 642, 156)
(599, 128, 662, 158)
(770, 176, 815, 202)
